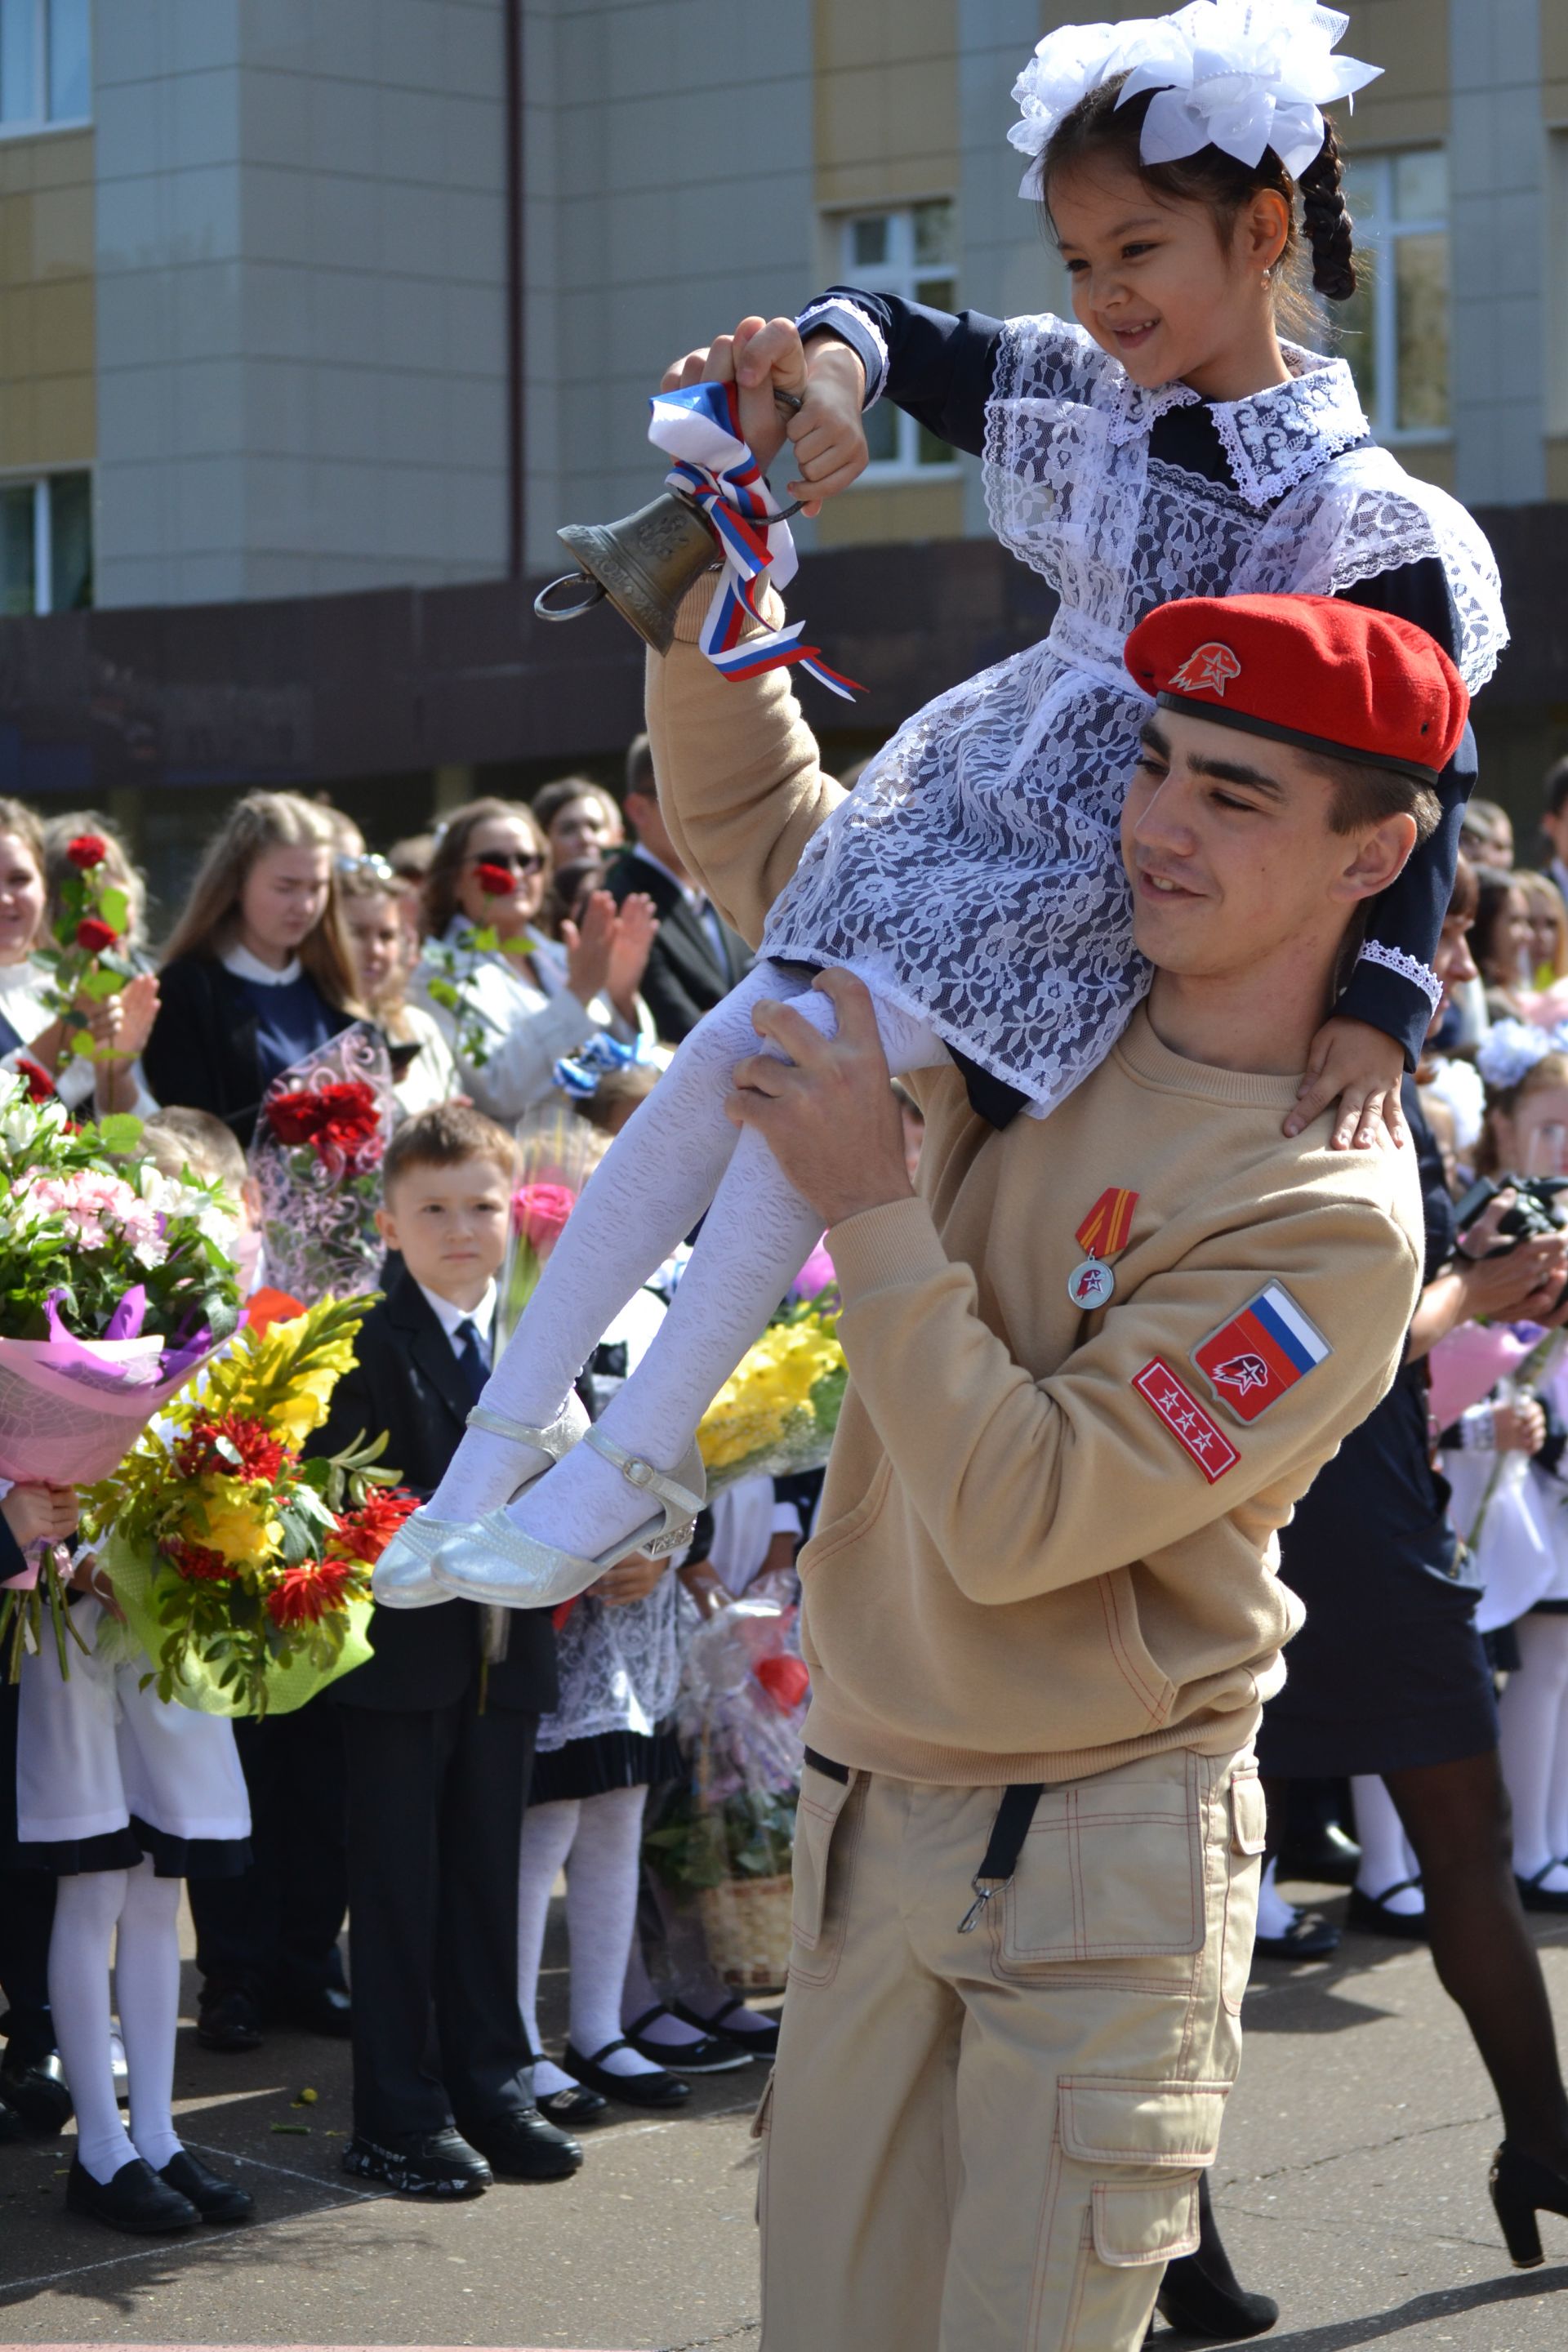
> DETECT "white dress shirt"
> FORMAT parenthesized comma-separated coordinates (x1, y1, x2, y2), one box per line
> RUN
(416, 1278, 498, 1364)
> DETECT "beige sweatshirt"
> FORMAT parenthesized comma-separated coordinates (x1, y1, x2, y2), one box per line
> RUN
(648, 591, 1427, 1786)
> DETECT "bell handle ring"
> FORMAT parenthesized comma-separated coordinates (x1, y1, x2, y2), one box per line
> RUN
(535, 571, 609, 623)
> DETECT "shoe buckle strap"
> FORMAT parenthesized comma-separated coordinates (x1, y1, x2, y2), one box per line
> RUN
(466, 1402, 574, 1456)
(582, 1426, 703, 1524)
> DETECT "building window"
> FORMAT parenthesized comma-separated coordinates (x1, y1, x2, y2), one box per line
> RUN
(0, 472, 91, 614)
(0, 0, 90, 131)
(1334, 149, 1449, 440)
(835, 200, 958, 474)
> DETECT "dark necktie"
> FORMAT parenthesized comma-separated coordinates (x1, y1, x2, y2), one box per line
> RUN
(454, 1317, 489, 1403)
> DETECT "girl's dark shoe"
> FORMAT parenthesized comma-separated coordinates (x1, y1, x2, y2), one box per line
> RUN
(65, 2156, 199, 2234)
(1347, 1880, 1428, 1940)
(673, 1995, 781, 2057)
(622, 2005, 750, 2074)
(564, 2038, 691, 2110)
(1156, 2175, 1278, 2341)
(1516, 1864, 1568, 1915)
(1250, 1907, 1339, 1962)
(536, 2082, 609, 2127)
(1489, 2140, 1568, 2269)
(158, 2149, 255, 2223)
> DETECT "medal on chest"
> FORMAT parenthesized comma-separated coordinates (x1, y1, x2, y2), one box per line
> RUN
(1067, 1187, 1138, 1310)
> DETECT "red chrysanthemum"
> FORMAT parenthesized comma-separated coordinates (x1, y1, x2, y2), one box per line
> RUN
(474, 861, 518, 898)
(74, 915, 119, 954)
(266, 1079, 382, 1165)
(163, 1536, 237, 1584)
(265, 1557, 355, 1628)
(174, 1413, 288, 1486)
(753, 1654, 810, 1713)
(66, 834, 108, 871)
(330, 1487, 420, 1565)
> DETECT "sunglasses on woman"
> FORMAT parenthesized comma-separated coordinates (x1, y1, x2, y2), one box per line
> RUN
(468, 849, 544, 877)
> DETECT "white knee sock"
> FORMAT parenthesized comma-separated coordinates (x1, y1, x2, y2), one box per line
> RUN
(428, 963, 801, 1526)
(116, 1860, 185, 2172)
(1254, 1855, 1297, 1940)
(510, 978, 945, 1561)
(1352, 1775, 1424, 1912)
(517, 1797, 581, 2099)
(1500, 1612, 1568, 1890)
(49, 1870, 137, 2185)
(564, 1786, 660, 2077)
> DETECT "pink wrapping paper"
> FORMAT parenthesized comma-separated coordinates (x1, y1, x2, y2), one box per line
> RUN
(1426, 1321, 1542, 1432)
(0, 1334, 203, 1488)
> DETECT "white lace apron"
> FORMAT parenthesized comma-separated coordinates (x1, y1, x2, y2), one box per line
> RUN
(760, 318, 1507, 1116)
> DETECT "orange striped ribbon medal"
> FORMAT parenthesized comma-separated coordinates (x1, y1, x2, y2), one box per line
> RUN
(1066, 1186, 1139, 1311)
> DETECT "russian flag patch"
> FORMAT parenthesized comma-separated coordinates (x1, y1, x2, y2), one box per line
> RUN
(1192, 1284, 1331, 1423)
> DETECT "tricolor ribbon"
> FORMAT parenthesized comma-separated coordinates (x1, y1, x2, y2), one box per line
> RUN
(645, 381, 862, 702)
(1075, 1187, 1139, 1260)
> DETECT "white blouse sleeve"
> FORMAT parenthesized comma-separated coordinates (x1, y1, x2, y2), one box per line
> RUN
(416, 953, 599, 1124)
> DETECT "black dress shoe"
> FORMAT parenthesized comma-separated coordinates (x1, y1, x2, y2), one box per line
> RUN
(1348, 1881, 1428, 1939)
(564, 2038, 691, 2109)
(1517, 1863, 1568, 1914)
(536, 2082, 609, 2127)
(1277, 1820, 1362, 1886)
(282, 1984, 352, 2038)
(1250, 1907, 1340, 1962)
(458, 2107, 583, 2180)
(65, 2156, 200, 2234)
(673, 1997, 780, 2058)
(1490, 2138, 1568, 2269)
(158, 2149, 255, 2223)
(196, 1984, 263, 2053)
(341, 2127, 491, 2197)
(0, 2048, 73, 2133)
(623, 2005, 751, 2074)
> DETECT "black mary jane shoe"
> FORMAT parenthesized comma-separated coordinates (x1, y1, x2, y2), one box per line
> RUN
(564, 2038, 691, 2110)
(457, 2106, 582, 2181)
(65, 2156, 200, 2234)
(341, 2127, 492, 2197)
(1517, 1862, 1568, 1915)
(1490, 2139, 1568, 2269)
(536, 2082, 610, 2127)
(158, 2149, 255, 2223)
(674, 1996, 781, 2058)
(623, 2005, 751, 2074)
(1156, 2175, 1279, 2341)
(1250, 1907, 1340, 1963)
(0, 2047, 73, 2134)
(1346, 1880, 1428, 1940)
(195, 1984, 263, 2054)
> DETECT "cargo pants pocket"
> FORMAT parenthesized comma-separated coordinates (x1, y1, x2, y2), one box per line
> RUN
(1221, 1766, 1267, 2017)
(789, 1762, 862, 1988)
(1054, 2078, 1227, 2346)
(994, 1753, 1206, 1976)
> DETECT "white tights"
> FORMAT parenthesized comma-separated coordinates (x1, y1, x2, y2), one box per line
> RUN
(429, 961, 946, 1561)
(49, 1860, 184, 2185)
(516, 1786, 665, 2095)
(1499, 1611, 1568, 1893)
(1352, 1775, 1425, 1915)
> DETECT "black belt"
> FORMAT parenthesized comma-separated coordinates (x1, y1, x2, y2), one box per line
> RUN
(800, 1752, 1042, 1932)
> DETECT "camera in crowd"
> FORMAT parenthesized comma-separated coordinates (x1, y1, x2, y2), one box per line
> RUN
(1454, 1174, 1568, 1312)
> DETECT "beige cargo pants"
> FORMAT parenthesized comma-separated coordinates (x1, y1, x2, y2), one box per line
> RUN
(755, 1746, 1265, 2352)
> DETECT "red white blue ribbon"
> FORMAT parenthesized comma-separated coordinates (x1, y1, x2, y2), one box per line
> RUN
(646, 381, 861, 701)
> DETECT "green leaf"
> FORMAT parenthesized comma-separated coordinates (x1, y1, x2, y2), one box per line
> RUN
(93, 1112, 144, 1154)
(98, 885, 130, 934)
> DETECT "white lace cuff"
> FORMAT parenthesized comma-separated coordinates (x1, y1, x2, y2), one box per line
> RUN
(1356, 941, 1442, 1011)
(796, 298, 889, 409)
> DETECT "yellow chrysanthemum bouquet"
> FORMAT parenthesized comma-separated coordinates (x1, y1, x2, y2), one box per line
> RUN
(84, 1294, 413, 1720)
(696, 1292, 846, 1494)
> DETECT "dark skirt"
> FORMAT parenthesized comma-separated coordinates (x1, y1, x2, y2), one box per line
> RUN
(528, 1722, 683, 1806)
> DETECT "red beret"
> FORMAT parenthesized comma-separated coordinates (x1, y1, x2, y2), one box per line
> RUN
(1123, 594, 1468, 783)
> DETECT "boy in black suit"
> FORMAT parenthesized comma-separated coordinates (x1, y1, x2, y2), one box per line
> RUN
(316, 1104, 582, 2196)
(604, 733, 751, 1042)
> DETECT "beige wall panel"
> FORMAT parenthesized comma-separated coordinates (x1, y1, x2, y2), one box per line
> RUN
(813, 478, 966, 546)
(817, 0, 954, 74)
(1544, 0, 1568, 115)
(0, 128, 94, 472)
(1546, 439, 1568, 499)
(1392, 440, 1455, 492)
(815, 0, 958, 207)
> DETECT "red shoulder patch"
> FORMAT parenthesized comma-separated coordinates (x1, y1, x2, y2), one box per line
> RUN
(1131, 1358, 1239, 1484)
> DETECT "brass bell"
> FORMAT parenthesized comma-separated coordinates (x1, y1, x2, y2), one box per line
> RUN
(533, 488, 721, 656)
(534, 385, 806, 655)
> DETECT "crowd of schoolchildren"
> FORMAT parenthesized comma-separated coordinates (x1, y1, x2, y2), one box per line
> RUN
(9, 742, 1568, 2255)
(0, 748, 802, 2234)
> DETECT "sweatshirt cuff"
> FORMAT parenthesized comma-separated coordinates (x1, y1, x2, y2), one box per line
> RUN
(828, 1192, 949, 1302)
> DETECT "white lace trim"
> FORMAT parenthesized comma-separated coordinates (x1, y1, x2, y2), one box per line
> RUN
(1356, 941, 1442, 1010)
(1207, 345, 1370, 510)
(1105, 373, 1201, 446)
(796, 297, 890, 410)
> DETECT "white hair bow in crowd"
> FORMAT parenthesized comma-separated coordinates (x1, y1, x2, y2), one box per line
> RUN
(1477, 1018, 1568, 1095)
(1008, 2, 1382, 198)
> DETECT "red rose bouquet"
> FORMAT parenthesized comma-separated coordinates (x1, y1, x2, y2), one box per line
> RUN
(250, 1025, 394, 1304)
(35, 833, 136, 1066)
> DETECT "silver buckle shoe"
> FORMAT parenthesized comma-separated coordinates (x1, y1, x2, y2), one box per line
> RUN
(430, 1428, 706, 1610)
(371, 1394, 590, 1610)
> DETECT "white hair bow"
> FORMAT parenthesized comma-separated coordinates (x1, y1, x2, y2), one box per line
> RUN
(1477, 1018, 1568, 1096)
(1008, 2, 1381, 198)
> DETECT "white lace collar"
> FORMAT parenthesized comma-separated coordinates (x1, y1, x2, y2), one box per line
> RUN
(1105, 343, 1369, 507)
(222, 942, 303, 987)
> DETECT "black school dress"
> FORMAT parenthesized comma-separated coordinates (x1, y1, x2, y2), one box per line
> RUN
(1258, 1080, 1498, 1777)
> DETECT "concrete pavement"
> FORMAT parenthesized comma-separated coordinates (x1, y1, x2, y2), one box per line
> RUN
(4, 1887, 1568, 2349)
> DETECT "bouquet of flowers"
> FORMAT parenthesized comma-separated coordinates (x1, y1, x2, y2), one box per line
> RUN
(0, 1076, 242, 1678)
(250, 1024, 393, 1305)
(694, 1294, 846, 1499)
(83, 1294, 415, 1718)
(34, 831, 137, 1065)
(644, 1592, 809, 1991)
(495, 1104, 606, 1350)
